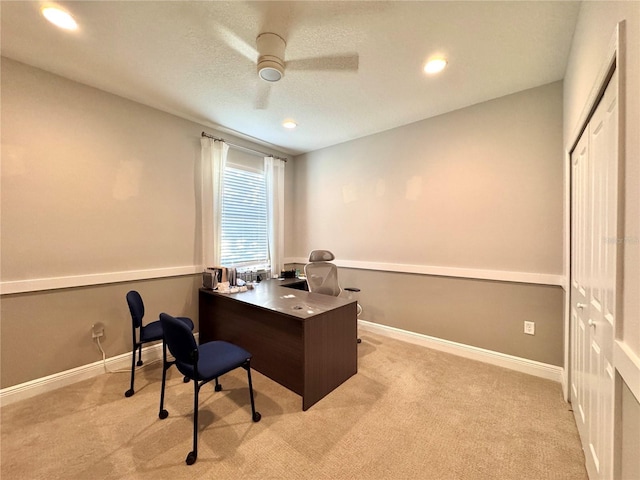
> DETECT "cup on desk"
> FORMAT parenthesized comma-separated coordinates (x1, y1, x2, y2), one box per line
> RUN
(202, 269, 218, 290)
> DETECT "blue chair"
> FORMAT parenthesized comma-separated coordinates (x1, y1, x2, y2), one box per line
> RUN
(125, 290, 194, 397)
(159, 312, 261, 465)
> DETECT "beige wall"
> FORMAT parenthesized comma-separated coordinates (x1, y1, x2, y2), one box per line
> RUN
(0, 275, 200, 388)
(1, 59, 200, 279)
(293, 82, 564, 274)
(563, 2, 640, 477)
(621, 380, 640, 479)
(292, 82, 565, 364)
(0, 58, 291, 387)
(341, 268, 564, 365)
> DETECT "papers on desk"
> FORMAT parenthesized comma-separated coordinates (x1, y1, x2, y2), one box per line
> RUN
(216, 285, 247, 294)
(260, 293, 323, 316)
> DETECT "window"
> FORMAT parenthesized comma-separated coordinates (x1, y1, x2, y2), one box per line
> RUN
(220, 156, 269, 270)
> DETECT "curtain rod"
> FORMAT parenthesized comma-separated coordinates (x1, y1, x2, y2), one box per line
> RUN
(201, 132, 287, 162)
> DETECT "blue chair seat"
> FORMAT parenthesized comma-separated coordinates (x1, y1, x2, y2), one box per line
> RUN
(140, 320, 163, 343)
(175, 341, 251, 380)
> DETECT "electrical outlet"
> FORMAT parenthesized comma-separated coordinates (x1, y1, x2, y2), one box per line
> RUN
(524, 321, 535, 335)
(92, 323, 104, 339)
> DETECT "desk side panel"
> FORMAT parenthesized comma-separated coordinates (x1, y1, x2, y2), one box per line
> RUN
(199, 290, 304, 395)
(303, 302, 358, 410)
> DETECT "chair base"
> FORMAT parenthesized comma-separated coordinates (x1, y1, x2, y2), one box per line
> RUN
(181, 410, 260, 465)
(156, 317, 261, 467)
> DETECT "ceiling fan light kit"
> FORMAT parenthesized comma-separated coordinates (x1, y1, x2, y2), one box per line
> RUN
(257, 32, 286, 82)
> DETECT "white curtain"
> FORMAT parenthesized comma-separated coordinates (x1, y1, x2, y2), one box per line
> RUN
(265, 156, 285, 279)
(201, 138, 228, 268)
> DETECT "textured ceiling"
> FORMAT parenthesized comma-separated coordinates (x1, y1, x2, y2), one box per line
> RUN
(1, 1, 581, 155)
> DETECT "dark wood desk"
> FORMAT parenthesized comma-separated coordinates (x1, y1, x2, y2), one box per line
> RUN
(199, 278, 358, 410)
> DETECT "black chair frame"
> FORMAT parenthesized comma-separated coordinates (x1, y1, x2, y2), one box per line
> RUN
(125, 290, 191, 397)
(159, 315, 261, 465)
(125, 324, 147, 397)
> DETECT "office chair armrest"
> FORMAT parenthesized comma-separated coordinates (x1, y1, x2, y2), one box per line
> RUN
(344, 287, 360, 292)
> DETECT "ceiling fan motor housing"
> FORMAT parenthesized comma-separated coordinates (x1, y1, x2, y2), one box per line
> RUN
(257, 32, 286, 82)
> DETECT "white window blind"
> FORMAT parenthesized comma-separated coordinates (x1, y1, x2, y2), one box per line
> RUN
(220, 165, 270, 269)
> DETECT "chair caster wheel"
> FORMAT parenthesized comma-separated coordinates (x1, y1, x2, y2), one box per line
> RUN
(186, 451, 197, 465)
(252, 411, 262, 422)
(125, 389, 134, 397)
(183, 376, 190, 383)
(214, 384, 222, 392)
(136, 360, 144, 367)
(159, 409, 168, 420)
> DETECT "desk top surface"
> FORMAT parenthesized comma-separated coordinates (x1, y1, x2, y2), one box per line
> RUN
(200, 278, 355, 319)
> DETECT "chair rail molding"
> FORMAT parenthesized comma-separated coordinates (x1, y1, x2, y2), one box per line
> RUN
(1, 260, 566, 295)
(286, 257, 565, 288)
(0, 265, 201, 295)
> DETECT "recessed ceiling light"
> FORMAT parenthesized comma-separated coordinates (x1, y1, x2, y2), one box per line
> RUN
(424, 58, 447, 75)
(283, 120, 297, 129)
(41, 6, 78, 30)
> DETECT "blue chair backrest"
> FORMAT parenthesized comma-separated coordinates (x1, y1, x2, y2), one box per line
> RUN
(126, 290, 145, 329)
(160, 313, 199, 366)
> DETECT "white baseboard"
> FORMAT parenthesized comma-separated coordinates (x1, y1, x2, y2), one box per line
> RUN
(358, 319, 564, 383)
(0, 339, 176, 408)
(2, 324, 562, 408)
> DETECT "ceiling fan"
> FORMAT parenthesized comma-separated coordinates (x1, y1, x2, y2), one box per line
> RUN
(217, 27, 359, 109)
(256, 32, 287, 82)
(255, 32, 359, 83)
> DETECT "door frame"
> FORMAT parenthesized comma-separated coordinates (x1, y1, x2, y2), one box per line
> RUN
(564, 21, 627, 480)
(563, 21, 625, 402)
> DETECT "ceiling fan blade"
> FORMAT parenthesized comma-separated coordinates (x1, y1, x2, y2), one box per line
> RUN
(214, 24, 258, 63)
(286, 54, 359, 72)
(254, 81, 271, 110)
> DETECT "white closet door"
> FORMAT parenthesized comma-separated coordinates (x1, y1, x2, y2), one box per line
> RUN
(571, 131, 589, 440)
(570, 69, 618, 480)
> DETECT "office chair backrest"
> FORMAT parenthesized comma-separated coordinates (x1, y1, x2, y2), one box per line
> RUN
(126, 290, 145, 328)
(160, 313, 198, 375)
(305, 250, 341, 297)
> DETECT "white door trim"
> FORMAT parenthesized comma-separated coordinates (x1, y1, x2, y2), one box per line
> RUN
(563, 22, 622, 401)
(565, 21, 626, 480)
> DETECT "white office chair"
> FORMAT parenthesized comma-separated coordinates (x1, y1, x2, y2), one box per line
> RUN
(304, 250, 362, 342)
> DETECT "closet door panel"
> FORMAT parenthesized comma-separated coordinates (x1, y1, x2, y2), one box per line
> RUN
(570, 70, 618, 480)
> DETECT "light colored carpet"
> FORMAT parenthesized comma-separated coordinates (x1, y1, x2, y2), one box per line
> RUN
(1, 331, 587, 479)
